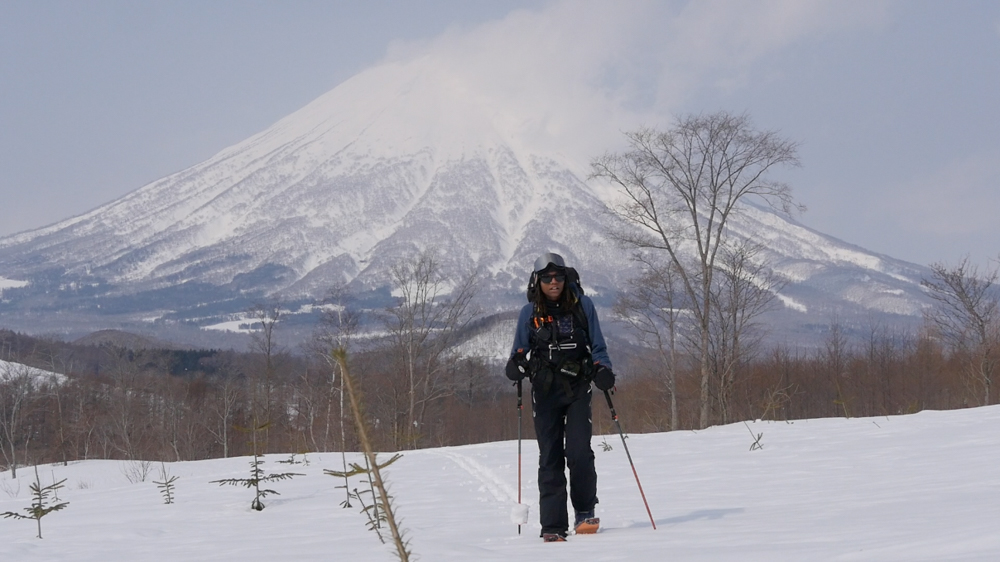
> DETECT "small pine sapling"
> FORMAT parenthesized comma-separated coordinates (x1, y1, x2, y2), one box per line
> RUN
(744, 421, 764, 451)
(326, 453, 403, 542)
(212, 455, 303, 511)
(2, 465, 69, 539)
(211, 419, 303, 511)
(153, 462, 179, 505)
(211, 420, 303, 511)
(328, 348, 411, 561)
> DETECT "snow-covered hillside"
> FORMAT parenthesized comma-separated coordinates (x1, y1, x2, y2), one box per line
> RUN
(0, 359, 65, 385)
(0, 59, 616, 294)
(3, 405, 999, 561)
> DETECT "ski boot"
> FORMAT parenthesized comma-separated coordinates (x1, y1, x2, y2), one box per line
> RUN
(574, 510, 600, 534)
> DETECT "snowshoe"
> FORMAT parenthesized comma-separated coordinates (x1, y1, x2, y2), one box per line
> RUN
(574, 510, 600, 534)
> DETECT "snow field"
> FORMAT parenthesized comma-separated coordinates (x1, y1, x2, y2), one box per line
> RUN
(3, 406, 1000, 560)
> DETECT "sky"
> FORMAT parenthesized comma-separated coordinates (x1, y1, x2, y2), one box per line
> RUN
(3, 385, 1000, 560)
(1, 0, 999, 268)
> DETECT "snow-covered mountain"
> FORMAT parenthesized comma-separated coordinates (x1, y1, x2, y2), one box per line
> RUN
(0, 56, 931, 346)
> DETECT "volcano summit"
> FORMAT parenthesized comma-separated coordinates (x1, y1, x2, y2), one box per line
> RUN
(0, 56, 929, 346)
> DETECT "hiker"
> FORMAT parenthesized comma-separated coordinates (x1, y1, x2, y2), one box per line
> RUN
(506, 252, 616, 542)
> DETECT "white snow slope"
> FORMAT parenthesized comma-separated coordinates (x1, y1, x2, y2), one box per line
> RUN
(0, 360, 65, 385)
(3, 404, 999, 561)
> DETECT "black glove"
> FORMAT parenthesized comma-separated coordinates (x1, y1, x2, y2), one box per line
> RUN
(593, 364, 615, 391)
(506, 349, 529, 381)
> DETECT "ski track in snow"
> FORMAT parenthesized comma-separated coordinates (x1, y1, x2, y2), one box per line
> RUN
(434, 449, 519, 505)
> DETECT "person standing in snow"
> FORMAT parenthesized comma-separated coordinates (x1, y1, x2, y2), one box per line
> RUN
(506, 252, 616, 542)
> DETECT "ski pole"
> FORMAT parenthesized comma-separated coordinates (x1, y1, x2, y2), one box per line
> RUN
(516, 379, 523, 535)
(603, 389, 656, 530)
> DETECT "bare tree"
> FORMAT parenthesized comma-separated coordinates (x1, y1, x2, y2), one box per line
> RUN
(708, 240, 784, 424)
(921, 257, 1000, 405)
(211, 374, 242, 458)
(819, 317, 853, 418)
(308, 283, 366, 507)
(193, 351, 244, 459)
(249, 301, 283, 451)
(861, 318, 911, 416)
(35, 347, 73, 466)
(312, 283, 363, 452)
(383, 250, 479, 448)
(613, 257, 688, 430)
(0, 362, 40, 478)
(103, 347, 148, 460)
(756, 345, 798, 421)
(592, 111, 800, 428)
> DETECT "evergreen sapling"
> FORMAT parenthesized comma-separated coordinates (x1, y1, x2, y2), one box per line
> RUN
(1, 465, 69, 539)
(327, 348, 411, 561)
(212, 455, 302, 511)
(744, 421, 764, 451)
(326, 453, 402, 542)
(211, 421, 303, 511)
(153, 462, 179, 505)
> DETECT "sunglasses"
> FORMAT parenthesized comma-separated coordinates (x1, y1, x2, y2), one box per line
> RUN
(539, 273, 566, 284)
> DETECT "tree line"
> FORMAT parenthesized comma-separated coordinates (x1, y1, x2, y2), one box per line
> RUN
(1, 305, 996, 475)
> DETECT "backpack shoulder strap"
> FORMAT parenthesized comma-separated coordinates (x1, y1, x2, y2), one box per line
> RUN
(565, 267, 584, 297)
(572, 302, 590, 340)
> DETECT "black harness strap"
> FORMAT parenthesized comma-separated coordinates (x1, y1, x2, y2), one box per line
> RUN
(528, 304, 593, 396)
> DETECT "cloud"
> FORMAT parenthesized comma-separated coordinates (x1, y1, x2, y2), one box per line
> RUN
(838, 148, 1000, 267)
(377, 0, 891, 160)
(892, 150, 1000, 237)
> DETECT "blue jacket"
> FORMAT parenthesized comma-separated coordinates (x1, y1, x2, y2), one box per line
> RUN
(509, 294, 612, 369)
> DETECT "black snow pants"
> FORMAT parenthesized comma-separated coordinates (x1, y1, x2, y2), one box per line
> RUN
(532, 379, 597, 536)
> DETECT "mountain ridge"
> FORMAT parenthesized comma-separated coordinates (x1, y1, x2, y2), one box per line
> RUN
(0, 56, 932, 346)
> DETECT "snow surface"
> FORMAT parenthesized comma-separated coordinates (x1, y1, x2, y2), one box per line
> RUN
(0, 277, 28, 291)
(199, 319, 257, 334)
(775, 293, 808, 314)
(0, 360, 65, 385)
(4, 404, 1000, 561)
